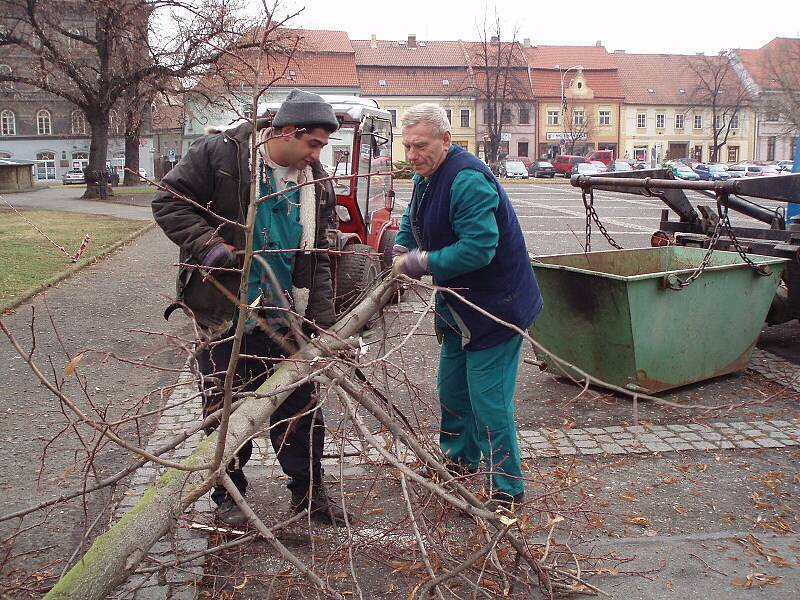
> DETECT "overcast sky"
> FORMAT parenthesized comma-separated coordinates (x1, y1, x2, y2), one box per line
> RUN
(284, 0, 800, 55)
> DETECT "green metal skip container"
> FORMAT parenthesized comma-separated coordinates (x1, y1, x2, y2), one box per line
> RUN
(528, 246, 789, 393)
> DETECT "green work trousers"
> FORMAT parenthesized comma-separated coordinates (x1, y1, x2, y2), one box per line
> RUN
(437, 329, 525, 497)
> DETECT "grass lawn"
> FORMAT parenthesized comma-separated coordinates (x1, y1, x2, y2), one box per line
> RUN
(0, 208, 148, 308)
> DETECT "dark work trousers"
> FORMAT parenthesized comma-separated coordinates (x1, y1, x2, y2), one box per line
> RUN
(197, 327, 325, 506)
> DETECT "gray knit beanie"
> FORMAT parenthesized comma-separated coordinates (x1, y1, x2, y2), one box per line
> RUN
(273, 89, 339, 132)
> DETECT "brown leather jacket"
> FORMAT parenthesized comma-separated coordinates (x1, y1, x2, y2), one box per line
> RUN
(152, 120, 336, 330)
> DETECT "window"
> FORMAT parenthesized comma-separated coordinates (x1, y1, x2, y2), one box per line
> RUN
(37, 109, 51, 135)
(727, 145, 739, 163)
(67, 28, 81, 50)
(598, 110, 611, 126)
(731, 114, 739, 129)
(518, 106, 530, 124)
(767, 136, 776, 162)
(637, 113, 646, 128)
(633, 145, 648, 161)
(517, 142, 528, 157)
(573, 110, 585, 126)
(694, 114, 702, 129)
(460, 108, 470, 128)
(35, 151, 56, 180)
(109, 109, 120, 134)
(714, 114, 722, 129)
(675, 113, 684, 129)
(693, 145, 703, 162)
(387, 109, 397, 127)
(71, 109, 88, 135)
(765, 110, 779, 122)
(501, 107, 512, 123)
(0, 64, 12, 90)
(656, 113, 665, 129)
(444, 108, 452, 124)
(547, 110, 560, 125)
(1, 109, 15, 135)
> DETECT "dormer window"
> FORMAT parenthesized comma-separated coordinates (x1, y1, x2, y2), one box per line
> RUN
(647, 88, 655, 93)
(442, 79, 449, 86)
(378, 79, 386, 86)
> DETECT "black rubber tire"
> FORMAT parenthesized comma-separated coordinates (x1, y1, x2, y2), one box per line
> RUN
(378, 228, 399, 271)
(334, 243, 380, 315)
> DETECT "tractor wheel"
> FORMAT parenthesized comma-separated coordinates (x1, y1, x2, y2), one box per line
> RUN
(334, 243, 380, 316)
(378, 228, 399, 271)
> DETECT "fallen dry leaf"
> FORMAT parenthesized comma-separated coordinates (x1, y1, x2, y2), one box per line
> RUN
(65, 352, 85, 375)
(732, 572, 782, 588)
(766, 554, 793, 568)
(751, 492, 774, 510)
(672, 504, 688, 515)
(619, 492, 638, 502)
(624, 514, 651, 527)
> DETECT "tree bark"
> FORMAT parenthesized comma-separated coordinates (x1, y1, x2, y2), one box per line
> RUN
(44, 279, 397, 600)
(82, 113, 111, 200)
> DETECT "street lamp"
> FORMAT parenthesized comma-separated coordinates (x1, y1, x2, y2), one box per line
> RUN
(554, 64, 583, 151)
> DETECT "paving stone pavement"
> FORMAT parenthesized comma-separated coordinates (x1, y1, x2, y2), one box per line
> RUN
(111, 348, 800, 599)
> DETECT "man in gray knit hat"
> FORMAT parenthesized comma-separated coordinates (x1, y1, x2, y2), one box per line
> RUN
(153, 89, 347, 527)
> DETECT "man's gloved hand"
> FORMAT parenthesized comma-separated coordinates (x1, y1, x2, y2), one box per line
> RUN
(201, 242, 238, 269)
(392, 244, 409, 258)
(392, 249, 430, 280)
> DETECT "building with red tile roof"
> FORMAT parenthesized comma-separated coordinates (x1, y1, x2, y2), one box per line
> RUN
(614, 52, 754, 164)
(526, 45, 623, 159)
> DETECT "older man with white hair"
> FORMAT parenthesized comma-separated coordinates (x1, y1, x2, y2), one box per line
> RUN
(392, 103, 543, 509)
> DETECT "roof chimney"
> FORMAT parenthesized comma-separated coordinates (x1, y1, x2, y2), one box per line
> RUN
(595, 40, 602, 47)
(370, 34, 377, 49)
(523, 38, 531, 48)
(490, 35, 499, 43)
(408, 34, 417, 48)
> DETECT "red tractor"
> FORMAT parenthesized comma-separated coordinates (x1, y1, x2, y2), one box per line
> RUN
(260, 97, 399, 314)
(319, 98, 399, 313)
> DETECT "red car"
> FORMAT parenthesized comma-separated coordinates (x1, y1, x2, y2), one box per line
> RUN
(505, 155, 533, 169)
(552, 155, 586, 177)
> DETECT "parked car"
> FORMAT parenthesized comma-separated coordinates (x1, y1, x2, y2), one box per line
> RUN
(572, 162, 602, 176)
(760, 165, 783, 176)
(694, 163, 731, 181)
(585, 149, 614, 166)
(608, 160, 632, 172)
(62, 169, 85, 185)
(775, 159, 794, 172)
(727, 164, 767, 178)
(504, 160, 529, 179)
(672, 163, 700, 180)
(505, 155, 533, 169)
(588, 160, 608, 173)
(552, 155, 586, 177)
(676, 157, 701, 170)
(528, 160, 556, 178)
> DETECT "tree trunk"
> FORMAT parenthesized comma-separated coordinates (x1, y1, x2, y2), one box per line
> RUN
(123, 129, 141, 186)
(45, 280, 397, 600)
(82, 113, 111, 200)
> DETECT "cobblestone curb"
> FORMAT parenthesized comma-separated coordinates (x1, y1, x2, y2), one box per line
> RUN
(112, 370, 210, 600)
(749, 348, 800, 392)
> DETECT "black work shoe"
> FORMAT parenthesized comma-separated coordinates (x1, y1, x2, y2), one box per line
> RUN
(488, 491, 525, 512)
(215, 497, 248, 527)
(291, 485, 350, 526)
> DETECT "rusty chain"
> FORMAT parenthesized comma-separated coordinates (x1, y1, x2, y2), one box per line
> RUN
(582, 187, 623, 252)
(666, 194, 770, 289)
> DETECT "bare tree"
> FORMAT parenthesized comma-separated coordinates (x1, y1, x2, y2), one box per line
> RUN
(686, 52, 750, 163)
(562, 103, 594, 156)
(753, 39, 800, 135)
(461, 14, 532, 167)
(0, 0, 258, 198)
